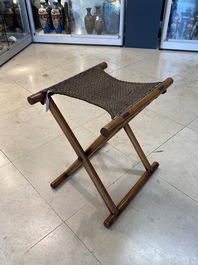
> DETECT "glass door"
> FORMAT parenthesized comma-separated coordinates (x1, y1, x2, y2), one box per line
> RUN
(0, 0, 32, 66)
(26, 0, 125, 46)
(160, 0, 198, 51)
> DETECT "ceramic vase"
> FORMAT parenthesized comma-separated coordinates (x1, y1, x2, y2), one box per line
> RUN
(51, 2, 62, 33)
(3, 0, 15, 30)
(103, 0, 120, 34)
(84, 8, 94, 34)
(0, 14, 7, 33)
(44, 0, 53, 30)
(64, 1, 71, 34)
(38, 1, 51, 33)
(31, 0, 40, 29)
(57, 0, 64, 29)
(0, 42, 4, 50)
(15, 4, 23, 30)
(68, 0, 75, 31)
(94, 6, 105, 35)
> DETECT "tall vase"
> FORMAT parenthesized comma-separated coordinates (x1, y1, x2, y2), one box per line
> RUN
(15, 3, 23, 30)
(84, 8, 94, 34)
(68, 0, 75, 32)
(94, 6, 105, 35)
(31, 0, 40, 29)
(44, 0, 53, 30)
(3, 0, 15, 31)
(103, 0, 120, 34)
(0, 15, 6, 33)
(64, 1, 71, 34)
(51, 2, 62, 33)
(57, 0, 64, 29)
(38, 1, 51, 33)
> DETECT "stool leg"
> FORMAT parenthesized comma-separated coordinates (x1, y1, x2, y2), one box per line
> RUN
(124, 124, 154, 171)
(104, 161, 159, 228)
(51, 134, 109, 189)
(49, 96, 118, 215)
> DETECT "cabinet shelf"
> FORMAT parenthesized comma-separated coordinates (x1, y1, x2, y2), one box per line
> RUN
(26, 0, 125, 46)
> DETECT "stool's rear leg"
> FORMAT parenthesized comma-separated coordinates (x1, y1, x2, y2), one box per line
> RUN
(124, 124, 155, 171)
(51, 134, 109, 189)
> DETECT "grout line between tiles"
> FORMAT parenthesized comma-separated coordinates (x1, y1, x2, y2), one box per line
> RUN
(11, 161, 66, 223)
(12, 222, 64, 263)
(65, 222, 103, 265)
(158, 176, 198, 205)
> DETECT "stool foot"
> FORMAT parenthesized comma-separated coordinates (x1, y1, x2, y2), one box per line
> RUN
(51, 172, 70, 189)
(104, 161, 159, 228)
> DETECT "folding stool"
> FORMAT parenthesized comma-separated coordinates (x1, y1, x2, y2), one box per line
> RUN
(27, 62, 173, 228)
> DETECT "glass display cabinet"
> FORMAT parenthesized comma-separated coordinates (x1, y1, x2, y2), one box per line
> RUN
(26, 0, 125, 46)
(160, 0, 198, 51)
(0, 0, 32, 66)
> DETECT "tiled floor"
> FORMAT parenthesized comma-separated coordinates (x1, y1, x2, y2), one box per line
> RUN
(0, 44, 198, 265)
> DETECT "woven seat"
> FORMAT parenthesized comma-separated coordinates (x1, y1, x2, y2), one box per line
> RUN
(28, 62, 173, 228)
(43, 64, 162, 118)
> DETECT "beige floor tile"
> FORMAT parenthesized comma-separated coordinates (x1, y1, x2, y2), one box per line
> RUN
(110, 66, 157, 82)
(96, 47, 156, 68)
(0, 104, 78, 161)
(53, 94, 105, 125)
(53, 56, 121, 77)
(147, 81, 198, 125)
(125, 54, 189, 79)
(13, 134, 94, 221)
(173, 66, 198, 93)
(0, 163, 61, 265)
(149, 127, 198, 202)
(187, 118, 198, 132)
(13, 223, 100, 265)
(66, 171, 198, 265)
(0, 59, 54, 80)
(14, 68, 74, 94)
(14, 126, 136, 221)
(0, 80, 30, 116)
(0, 151, 10, 168)
(157, 50, 198, 67)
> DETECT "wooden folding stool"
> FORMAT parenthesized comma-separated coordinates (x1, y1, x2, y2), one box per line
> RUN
(27, 62, 173, 228)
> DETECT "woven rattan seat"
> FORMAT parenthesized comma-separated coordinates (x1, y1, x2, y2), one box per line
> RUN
(44, 64, 161, 118)
(28, 62, 173, 228)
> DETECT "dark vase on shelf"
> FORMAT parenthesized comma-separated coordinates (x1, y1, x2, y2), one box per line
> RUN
(3, 0, 15, 31)
(51, 2, 62, 33)
(103, 0, 120, 34)
(15, 4, 23, 30)
(0, 42, 4, 50)
(68, 0, 75, 32)
(31, 1, 40, 29)
(38, 1, 51, 33)
(57, 0, 64, 29)
(84, 8, 94, 34)
(64, 1, 71, 34)
(0, 15, 7, 33)
(94, 6, 105, 35)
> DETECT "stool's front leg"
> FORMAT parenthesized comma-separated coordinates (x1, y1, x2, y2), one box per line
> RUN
(104, 161, 159, 228)
(48, 96, 118, 215)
